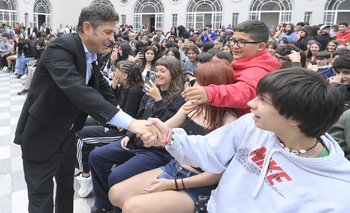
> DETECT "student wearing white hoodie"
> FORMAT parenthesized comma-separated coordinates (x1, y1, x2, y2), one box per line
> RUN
(141, 67, 350, 213)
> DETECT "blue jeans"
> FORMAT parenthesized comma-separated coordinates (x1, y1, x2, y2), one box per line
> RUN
(159, 159, 217, 203)
(17, 57, 34, 75)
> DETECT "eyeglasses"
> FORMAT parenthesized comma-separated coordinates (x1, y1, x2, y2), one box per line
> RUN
(230, 38, 262, 48)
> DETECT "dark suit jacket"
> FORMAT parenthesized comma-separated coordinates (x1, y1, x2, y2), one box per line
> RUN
(14, 34, 119, 162)
(27, 27, 38, 37)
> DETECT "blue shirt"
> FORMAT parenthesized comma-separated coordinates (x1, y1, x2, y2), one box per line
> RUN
(82, 43, 132, 129)
(82, 43, 97, 85)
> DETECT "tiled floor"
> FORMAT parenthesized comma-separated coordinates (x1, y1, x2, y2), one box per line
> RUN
(0, 71, 94, 212)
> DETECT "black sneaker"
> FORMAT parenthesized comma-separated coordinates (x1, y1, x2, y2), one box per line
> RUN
(17, 89, 29, 95)
(90, 206, 113, 213)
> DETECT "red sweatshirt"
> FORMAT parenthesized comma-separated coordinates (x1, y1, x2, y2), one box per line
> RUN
(204, 49, 281, 114)
(336, 29, 350, 45)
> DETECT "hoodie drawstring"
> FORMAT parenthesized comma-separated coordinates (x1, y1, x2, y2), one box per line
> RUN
(252, 147, 280, 198)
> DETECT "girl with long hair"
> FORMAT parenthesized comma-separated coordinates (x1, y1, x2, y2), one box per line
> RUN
(108, 59, 239, 213)
(139, 46, 158, 80)
(89, 57, 185, 212)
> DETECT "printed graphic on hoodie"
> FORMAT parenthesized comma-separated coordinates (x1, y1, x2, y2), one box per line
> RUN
(236, 147, 292, 198)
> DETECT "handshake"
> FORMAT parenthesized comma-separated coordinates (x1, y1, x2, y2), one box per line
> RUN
(128, 118, 170, 147)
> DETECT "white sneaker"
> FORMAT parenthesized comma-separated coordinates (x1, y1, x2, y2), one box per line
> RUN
(20, 74, 27, 80)
(2, 66, 9, 72)
(76, 174, 93, 198)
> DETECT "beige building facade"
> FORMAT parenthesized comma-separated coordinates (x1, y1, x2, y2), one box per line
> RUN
(2, 0, 350, 32)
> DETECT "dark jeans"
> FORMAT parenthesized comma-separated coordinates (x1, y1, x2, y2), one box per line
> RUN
(76, 117, 124, 173)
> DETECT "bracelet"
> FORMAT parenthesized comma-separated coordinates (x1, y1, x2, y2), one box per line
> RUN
(181, 178, 186, 190)
(174, 179, 179, 191)
(164, 128, 174, 146)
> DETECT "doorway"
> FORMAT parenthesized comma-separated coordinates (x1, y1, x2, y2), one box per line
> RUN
(142, 14, 155, 33)
(260, 12, 279, 29)
(38, 14, 46, 28)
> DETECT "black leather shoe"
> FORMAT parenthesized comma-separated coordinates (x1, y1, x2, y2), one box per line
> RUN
(17, 89, 29, 95)
(91, 206, 113, 213)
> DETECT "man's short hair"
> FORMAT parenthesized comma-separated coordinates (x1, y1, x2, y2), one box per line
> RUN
(185, 44, 200, 55)
(257, 68, 344, 137)
(333, 47, 350, 58)
(234, 20, 269, 43)
(1, 32, 9, 38)
(213, 51, 233, 64)
(77, 3, 119, 33)
(196, 52, 213, 63)
(315, 51, 331, 60)
(202, 42, 215, 52)
(333, 54, 350, 71)
(338, 22, 348, 27)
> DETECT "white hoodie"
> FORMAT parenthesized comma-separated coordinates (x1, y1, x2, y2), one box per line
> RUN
(167, 113, 350, 212)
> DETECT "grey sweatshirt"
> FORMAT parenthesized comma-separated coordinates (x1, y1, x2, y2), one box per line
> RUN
(166, 113, 350, 212)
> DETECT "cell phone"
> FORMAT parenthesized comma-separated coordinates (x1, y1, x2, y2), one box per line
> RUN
(139, 47, 145, 55)
(143, 70, 156, 93)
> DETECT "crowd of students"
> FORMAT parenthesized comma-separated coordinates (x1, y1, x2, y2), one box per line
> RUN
(66, 19, 350, 213)
(8, 4, 350, 212)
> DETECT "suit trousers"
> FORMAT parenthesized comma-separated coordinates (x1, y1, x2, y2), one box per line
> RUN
(89, 140, 172, 212)
(23, 129, 76, 213)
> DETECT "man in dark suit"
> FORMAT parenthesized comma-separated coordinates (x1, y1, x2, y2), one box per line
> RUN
(14, 4, 158, 213)
(27, 22, 38, 37)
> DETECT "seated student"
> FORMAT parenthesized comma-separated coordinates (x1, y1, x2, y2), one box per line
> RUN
(89, 57, 185, 213)
(108, 60, 239, 213)
(328, 109, 350, 160)
(75, 60, 144, 198)
(17, 39, 46, 95)
(183, 44, 199, 74)
(142, 67, 350, 212)
(315, 51, 333, 78)
(328, 54, 350, 109)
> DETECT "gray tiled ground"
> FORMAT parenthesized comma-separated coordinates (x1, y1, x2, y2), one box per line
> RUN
(0, 71, 94, 212)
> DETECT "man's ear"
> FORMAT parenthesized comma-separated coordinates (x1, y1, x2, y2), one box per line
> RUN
(82, 21, 92, 35)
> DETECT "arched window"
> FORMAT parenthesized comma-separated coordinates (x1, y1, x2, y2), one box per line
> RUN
(324, 0, 350, 25)
(249, 0, 293, 27)
(134, 0, 164, 32)
(33, 0, 52, 30)
(186, 0, 223, 31)
(90, 0, 115, 9)
(0, 0, 17, 28)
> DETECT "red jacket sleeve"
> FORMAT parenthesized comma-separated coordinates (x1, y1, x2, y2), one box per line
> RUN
(204, 67, 269, 109)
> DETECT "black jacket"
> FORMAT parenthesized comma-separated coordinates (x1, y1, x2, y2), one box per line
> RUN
(14, 34, 119, 162)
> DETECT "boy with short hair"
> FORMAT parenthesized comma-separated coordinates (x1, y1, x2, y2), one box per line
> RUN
(335, 22, 350, 45)
(329, 54, 350, 109)
(315, 51, 333, 78)
(144, 67, 350, 212)
(183, 20, 280, 114)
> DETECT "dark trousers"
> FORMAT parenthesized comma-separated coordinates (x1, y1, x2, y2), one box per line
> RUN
(89, 140, 172, 212)
(23, 130, 76, 213)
